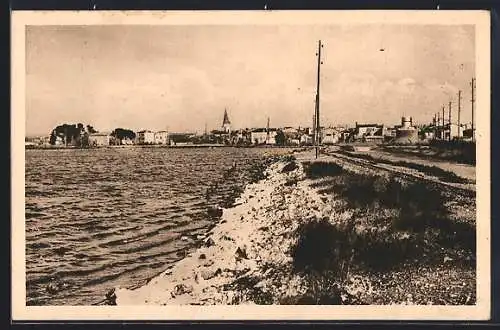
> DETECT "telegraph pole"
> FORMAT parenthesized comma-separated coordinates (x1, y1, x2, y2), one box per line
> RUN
(471, 77, 476, 142)
(434, 113, 437, 140)
(312, 109, 316, 145)
(442, 106, 445, 129)
(314, 40, 323, 159)
(266, 116, 270, 144)
(457, 90, 462, 139)
(442, 106, 445, 140)
(437, 112, 441, 137)
(448, 101, 452, 141)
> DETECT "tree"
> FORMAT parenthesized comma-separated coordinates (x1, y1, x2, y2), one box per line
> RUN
(111, 128, 136, 143)
(49, 130, 57, 145)
(87, 125, 98, 134)
(49, 123, 96, 147)
(275, 129, 286, 146)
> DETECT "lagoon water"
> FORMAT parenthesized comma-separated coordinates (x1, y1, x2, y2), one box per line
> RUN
(25, 147, 283, 305)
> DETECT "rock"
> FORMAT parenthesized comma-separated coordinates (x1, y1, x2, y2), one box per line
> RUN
(202, 259, 215, 267)
(46, 282, 61, 294)
(207, 206, 223, 218)
(235, 246, 248, 260)
(203, 237, 215, 247)
(201, 268, 222, 280)
(172, 283, 193, 296)
(199, 253, 207, 260)
(105, 288, 117, 305)
(444, 256, 453, 263)
(180, 236, 189, 242)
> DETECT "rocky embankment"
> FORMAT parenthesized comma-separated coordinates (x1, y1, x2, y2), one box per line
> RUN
(114, 154, 335, 305)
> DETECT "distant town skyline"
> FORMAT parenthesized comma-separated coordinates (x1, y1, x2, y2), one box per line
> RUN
(26, 24, 475, 136)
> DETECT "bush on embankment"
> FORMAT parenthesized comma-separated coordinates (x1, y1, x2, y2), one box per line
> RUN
(283, 161, 475, 305)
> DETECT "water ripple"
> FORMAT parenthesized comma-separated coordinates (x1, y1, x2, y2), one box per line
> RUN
(25, 147, 279, 305)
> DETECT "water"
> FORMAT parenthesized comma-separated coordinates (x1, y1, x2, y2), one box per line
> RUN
(25, 147, 286, 305)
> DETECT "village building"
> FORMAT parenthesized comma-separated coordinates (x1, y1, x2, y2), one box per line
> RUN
(121, 137, 135, 145)
(352, 122, 385, 143)
(283, 127, 298, 134)
(339, 129, 352, 143)
(136, 130, 155, 144)
(88, 132, 111, 146)
(394, 117, 419, 144)
(169, 133, 195, 146)
(54, 136, 64, 146)
(321, 127, 340, 145)
(154, 131, 169, 145)
(251, 128, 277, 145)
(300, 133, 313, 145)
(446, 123, 465, 140)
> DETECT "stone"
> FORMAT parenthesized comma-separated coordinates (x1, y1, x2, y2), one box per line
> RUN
(172, 283, 193, 296)
(203, 237, 215, 247)
(207, 206, 223, 218)
(235, 246, 248, 260)
(201, 268, 222, 280)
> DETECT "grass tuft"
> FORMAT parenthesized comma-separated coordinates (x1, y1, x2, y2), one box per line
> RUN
(303, 161, 344, 179)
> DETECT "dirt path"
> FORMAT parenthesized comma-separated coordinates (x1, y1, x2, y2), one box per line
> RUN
(323, 149, 475, 197)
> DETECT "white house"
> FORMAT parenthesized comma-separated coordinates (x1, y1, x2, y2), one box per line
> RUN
(250, 128, 277, 145)
(136, 130, 155, 144)
(154, 131, 169, 144)
(321, 127, 340, 145)
(89, 132, 111, 146)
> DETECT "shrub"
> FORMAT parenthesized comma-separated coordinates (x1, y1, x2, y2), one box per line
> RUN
(289, 218, 355, 304)
(303, 161, 344, 179)
(282, 161, 298, 173)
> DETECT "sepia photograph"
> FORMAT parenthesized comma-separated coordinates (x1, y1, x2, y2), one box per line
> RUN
(12, 10, 490, 320)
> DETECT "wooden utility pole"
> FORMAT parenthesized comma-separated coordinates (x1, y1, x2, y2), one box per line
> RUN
(442, 106, 445, 140)
(434, 113, 437, 139)
(442, 106, 445, 128)
(312, 109, 316, 145)
(266, 116, 270, 144)
(457, 90, 462, 139)
(314, 40, 323, 159)
(448, 101, 452, 141)
(471, 77, 476, 142)
(437, 111, 440, 139)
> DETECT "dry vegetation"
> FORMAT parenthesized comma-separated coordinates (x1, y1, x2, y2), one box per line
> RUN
(282, 160, 476, 305)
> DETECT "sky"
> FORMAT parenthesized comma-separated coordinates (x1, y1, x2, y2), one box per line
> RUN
(25, 24, 475, 136)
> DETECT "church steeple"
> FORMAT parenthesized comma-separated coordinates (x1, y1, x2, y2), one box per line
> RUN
(222, 108, 231, 133)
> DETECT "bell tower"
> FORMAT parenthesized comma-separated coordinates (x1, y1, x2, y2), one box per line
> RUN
(222, 108, 231, 133)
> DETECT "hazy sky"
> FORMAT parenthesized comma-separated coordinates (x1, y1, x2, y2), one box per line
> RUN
(26, 24, 475, 135)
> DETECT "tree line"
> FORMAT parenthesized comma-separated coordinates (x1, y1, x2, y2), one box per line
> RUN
(49, 124, 136, 146)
